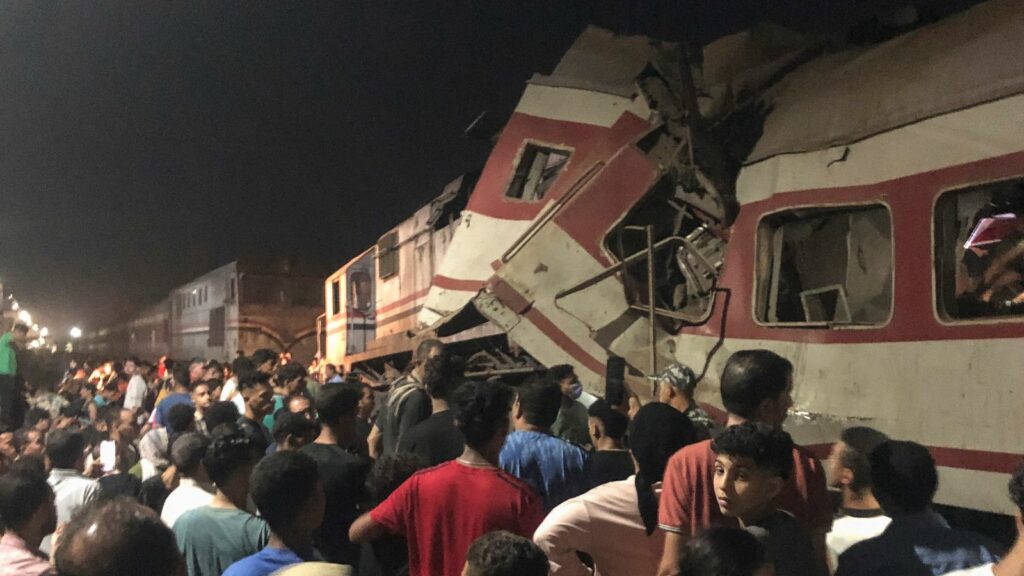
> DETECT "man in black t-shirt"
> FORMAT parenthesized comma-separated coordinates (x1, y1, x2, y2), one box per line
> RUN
(300, 382, 370, 566)
(397, 354, 465, 466)
(586, 399, 634, 489)
(237, 372, 274, 455)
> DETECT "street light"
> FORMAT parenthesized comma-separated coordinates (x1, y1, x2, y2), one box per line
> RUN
(69, 326, 82, 339)
(17, 310, 31, 325)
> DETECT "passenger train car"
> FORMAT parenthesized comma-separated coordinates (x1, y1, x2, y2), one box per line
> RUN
(84, 259, 322, 362)
(327, 0, 1024, 516)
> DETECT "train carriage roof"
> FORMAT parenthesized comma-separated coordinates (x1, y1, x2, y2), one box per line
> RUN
(747, 0, 1024, 164)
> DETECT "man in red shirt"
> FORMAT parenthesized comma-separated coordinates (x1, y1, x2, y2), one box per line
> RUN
(657, 349, 832, 576)
(350, 380, 544, 576)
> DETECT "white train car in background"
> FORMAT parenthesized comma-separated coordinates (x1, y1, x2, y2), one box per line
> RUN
(324, 172, 511, 375)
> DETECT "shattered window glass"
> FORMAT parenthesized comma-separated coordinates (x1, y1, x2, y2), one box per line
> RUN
(935, 180, 1024, 320)
(505, 144, 570, 202)
(756, 205, 892, 326)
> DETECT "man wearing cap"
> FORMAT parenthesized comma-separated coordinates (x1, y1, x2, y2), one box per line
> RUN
(655, 363, 718, 440)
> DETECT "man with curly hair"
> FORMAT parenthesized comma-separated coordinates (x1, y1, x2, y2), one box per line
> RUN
(463, 531, 548, 576)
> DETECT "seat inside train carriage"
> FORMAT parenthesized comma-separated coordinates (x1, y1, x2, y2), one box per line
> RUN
(938, 178, 1024, 320)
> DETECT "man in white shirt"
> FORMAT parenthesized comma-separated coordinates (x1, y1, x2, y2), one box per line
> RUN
(533, 403, 698, 576)
(161, 433, 215, 528)
(943, 463, 1024, 576)
(826, 426, 893, 571)
(43, 430, 100, 553)
(123, 358, 149, 412)
(221, 357, 254, 415)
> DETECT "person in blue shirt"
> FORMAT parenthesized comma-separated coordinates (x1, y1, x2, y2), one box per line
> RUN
(224, 450, 326, 576)
(153, 367, 194, 428)
(499, 378, 589, 511)
(836, 440, 1001, 576)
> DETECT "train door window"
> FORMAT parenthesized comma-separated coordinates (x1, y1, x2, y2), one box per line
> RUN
(935, 179, 1024, 320)
(505, 144, 570, 202)
(228, 277, 236, 302)
(331, 280, 341, 316)
(378, 232, 399, 279)
(349, 271, 372, 312)
(756, 204, 893, 326)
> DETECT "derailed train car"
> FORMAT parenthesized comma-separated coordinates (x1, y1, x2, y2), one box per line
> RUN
(329, 0, 1024, 516)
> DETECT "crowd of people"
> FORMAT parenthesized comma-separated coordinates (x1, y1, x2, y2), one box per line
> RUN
(0, 323, 1019, 576)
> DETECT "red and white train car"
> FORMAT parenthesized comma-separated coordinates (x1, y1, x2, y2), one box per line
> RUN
(420, 0, 1024, 517)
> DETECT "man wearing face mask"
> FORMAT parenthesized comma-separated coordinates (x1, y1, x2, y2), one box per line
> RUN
(547, 365, 591, 448)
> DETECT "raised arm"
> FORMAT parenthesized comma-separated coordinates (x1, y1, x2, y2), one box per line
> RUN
(348, 511, 389, 544)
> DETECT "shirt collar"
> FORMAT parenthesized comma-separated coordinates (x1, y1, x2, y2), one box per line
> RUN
(0, 533, 47, 560)
(842, 507, 887, 519)
(886, 510, 949, 530)
(49, 467, 84, 478)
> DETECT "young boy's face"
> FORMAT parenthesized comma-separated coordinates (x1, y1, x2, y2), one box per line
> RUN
(713, 453, 784, 521)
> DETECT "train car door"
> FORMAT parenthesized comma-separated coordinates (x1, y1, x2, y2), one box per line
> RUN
(347, 252, 377, 355)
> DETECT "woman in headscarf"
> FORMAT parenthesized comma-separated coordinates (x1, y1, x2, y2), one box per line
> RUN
(533, 402, 698, 576)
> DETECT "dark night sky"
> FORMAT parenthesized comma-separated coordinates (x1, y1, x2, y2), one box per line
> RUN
(0, 1, 979, 334)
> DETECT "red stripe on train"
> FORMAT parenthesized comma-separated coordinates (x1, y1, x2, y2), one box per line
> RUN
(432, 275, 486, 292)
(803, 443, 1023, 475)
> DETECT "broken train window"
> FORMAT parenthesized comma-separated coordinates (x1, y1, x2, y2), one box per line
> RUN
(505, 143, 570, 202)
(606, 177, 726, 330)
(756, 204, 892, 326)
(935, 179, 1024, 320)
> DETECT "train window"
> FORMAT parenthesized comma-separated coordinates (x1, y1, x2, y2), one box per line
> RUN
(756, 204, 892, 326)
(935, 179, 1024, 320)
(349, 272, 372, 312)
(331, 280, 341, 316)
(505, 144, 570, 202)
(229, 278, 236, 302)
(378, 232, 399, 280)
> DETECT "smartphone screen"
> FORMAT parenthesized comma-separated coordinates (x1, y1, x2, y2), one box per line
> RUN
(100, 440, 116, 473)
